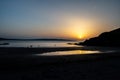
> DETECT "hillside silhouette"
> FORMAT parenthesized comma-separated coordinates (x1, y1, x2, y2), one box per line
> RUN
(79, 28, 120, 46)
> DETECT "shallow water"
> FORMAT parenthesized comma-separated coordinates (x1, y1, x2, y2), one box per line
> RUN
(36, 50, 115, 56)
(0, 40, 79, 48)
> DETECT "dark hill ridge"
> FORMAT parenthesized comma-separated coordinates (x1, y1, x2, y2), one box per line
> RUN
(79, 28, 120, 46)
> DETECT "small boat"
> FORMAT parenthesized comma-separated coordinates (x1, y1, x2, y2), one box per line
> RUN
(0, 43, 9, 45)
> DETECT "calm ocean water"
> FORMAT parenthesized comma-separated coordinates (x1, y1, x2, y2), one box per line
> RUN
(0, 40, 119, 56)
(0, 40, 80, 48)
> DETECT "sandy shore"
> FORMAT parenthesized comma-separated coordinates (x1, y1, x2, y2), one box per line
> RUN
(0, 47, 120, 80)
(0, 46, 119, 54)
(0, 46, 119, 65)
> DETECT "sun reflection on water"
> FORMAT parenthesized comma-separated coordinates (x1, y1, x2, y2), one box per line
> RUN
(37, 50, 101, 56)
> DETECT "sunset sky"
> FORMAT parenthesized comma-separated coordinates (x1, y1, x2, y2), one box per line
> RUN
(0, 0, 120, 40)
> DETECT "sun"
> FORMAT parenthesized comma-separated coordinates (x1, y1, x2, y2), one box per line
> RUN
(77, 33, 85, 40)
(65, 16, 96, 40)
(78, 35, 82, 39)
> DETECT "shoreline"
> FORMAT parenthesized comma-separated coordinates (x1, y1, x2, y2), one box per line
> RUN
(0, 47, 120, 80)
(0, 46, 120, 65)
(0, 46, 119, 54)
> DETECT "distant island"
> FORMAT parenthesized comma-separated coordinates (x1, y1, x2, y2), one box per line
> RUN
(0, 38, 74, 41)
(77, 28, 120, 47)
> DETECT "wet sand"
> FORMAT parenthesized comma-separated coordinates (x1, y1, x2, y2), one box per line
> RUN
(0, 47, 120, 80)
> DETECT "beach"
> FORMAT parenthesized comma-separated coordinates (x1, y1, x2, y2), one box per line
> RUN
(0, 47, 120, 80)
(1, 0, 120, 79)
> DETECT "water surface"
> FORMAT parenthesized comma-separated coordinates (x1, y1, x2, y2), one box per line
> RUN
(36, 50, 116, 56)
(0, 40, 79, 48)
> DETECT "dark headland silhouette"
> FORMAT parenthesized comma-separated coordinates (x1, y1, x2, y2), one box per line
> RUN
(78, 28, 120, 46)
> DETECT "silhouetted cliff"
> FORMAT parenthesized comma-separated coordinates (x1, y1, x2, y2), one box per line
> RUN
(78, 28, 120, 46)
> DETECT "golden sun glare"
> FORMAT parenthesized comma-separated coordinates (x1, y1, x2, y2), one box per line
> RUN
(76, 32, 85, 39)
(78, 34, 83, 39)
(66, 17, 96, 40)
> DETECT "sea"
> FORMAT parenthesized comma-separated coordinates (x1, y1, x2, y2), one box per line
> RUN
(0, 40, 79, 48)
(0, 40, 119, 56)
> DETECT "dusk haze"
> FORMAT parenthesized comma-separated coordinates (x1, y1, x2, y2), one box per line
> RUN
(1, 0, 120, 40)
(0, 0, 120, 80)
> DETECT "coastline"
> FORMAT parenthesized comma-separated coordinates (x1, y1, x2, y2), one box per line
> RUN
(0, 46, 120, 64)
(0, 47, 120, 80)
(0, 46, 119, 54)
